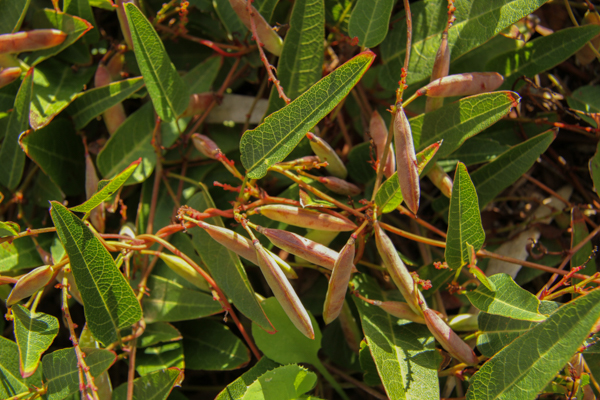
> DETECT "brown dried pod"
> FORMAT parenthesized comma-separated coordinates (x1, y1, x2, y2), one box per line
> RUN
(228, 0, 283, 56)
(423, 307, 479, 366)
(0, 29, 67, 54)
(393, 107, 420, 214)
(0, 67, 21, 89)
(374, 222, 425, 315)
(318, 176, 361, 196)
(255, 204, 356, 231)
(416, 72, 504, 98)
(253, 239, 314, 339)
(307, 132, 348, 179)
(191, 133, 221, 159)
(369, 110, 395, 178)
(6, 265, 53, 305)
(323, 235, 356, 324)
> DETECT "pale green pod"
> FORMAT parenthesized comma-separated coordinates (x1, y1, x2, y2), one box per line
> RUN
(0, 30, 67, 54)
(256, 205, 356, 232)
(307, 132, 348, 179)
(448, 313, 479, 332)
(323, 236, 356, 324)
(158, 253, 210, 291)
(228, 0, 283, 56)
(423, 308, 479, 365)
(6, 265, 53, 305)
(253, 239, 314, 339)
(393, 107, 420, 214)
(427, 162, 453, 198)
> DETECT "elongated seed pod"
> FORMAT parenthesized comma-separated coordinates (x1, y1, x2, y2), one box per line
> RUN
(423, 308, 479, 365)
(253, 239, 314, 339)
(158, 253, 210, 291)
(338, 300, 361, 354)
(369, 110, 395, 178)
(427, 163, 453, 198)
(0, 276, 18, 285)
(318, 176, 361, 196)
(416, 72, 504, 98)
(448, 313, 479, 332)
(255, 205, 356, 231)
(0, 67, 21, 89)
(377, 300, 426, 324)
(0, 30, 67, 54)
(394, 107, 420, 214)
(181, 93, 213, 118)
(374, 222, 425, 315)
(228, 0, 283, 56)
(323, 236, 356, 324)
(426, 30, 450, 113)
(307, 132, 348, 179)
(576, 10, 600, 65)
(191, 133, 221, 159)
(94, 63, 126, 135)
(6, 265, 53, 305)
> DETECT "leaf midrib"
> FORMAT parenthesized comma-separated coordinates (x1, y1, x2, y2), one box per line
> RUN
(471, 289, 545, 322)
(71, 78, 143, 121)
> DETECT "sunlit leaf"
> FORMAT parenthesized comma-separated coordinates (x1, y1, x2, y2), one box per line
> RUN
(64, 0, 100, 43)
(136, 342, 184, 376)
(0, 336, 42, 399)
(0, 221, 20, 237)
(242, 364, 317, 400)
(215, 357, 280, 400)
(348, 0, 394, 48)
(112, 368, 183, 400)
(138, 322, 181, 348)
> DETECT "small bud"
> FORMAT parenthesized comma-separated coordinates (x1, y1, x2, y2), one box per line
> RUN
(369, 110, 395, 178)
(253, 239, 314, 339)
(228, 0, 283, 56)
(6, 265, 53, 305)
(158, 253, 210, 291)
(307, 132, 348, 179)
(427, 163, 453, 198)
(423, 307, 479, 365)
(393, 107, 420, 214)
(255, 204, 356, 232)
(0, 67, 21, 89)
(416, 72, 504, 98)
(192, 133, 221, 160)
(318, 176, 361, 196)
(323, 236, 356, 324)
(0, 29, 67, 54)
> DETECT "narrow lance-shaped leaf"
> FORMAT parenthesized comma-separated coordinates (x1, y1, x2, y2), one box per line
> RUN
(467, 289, 600, 400)
(50, 202, 142, 345)
(571, 207, 596, 275)
(0, 68, 33, 190)
(12, 304, 59, 378)
(589, 140, 600, 195)
(0, 0, 31, 34)
(445, 163, 485, 270)
(348, 0, 394, 48)
(124, 3, 189, 122)
(112, 368, 183, 400)
(71, 158, 141, 213)
(240, 50, 375, 179)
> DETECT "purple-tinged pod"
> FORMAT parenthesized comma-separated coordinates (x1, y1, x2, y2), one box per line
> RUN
(192, 133, 221, 159)
(338, 300, 361, 354)
(369, 110, 395, 178)
(394, 107, 420, 214)
(158, 253, 210, 291)
(318, 176, 361, 196)
(323, 236, 356, 324)
(6, 265, 53, 305)
(277, 155, 321, 168)
(426, 30, 450, 113)
(253, 239, 314, 339)
(0, 67, 21, 89)
(0, 30, 67, 54)
(228, 0, 283, 56)
(427, 163, 453, 198)
(307, 132, 348, 179)
(181, 93, 213, 118)
(94, 63, 126, 135)
(423, 307, 479, 365)
(374, 222, 425, 315)
(255, 204, 356, 232)
(0, 276, 18, 285)
(378, 300, 426, 324)
(416, 72, 504, 98)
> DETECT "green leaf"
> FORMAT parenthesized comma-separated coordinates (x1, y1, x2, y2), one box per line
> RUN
(136, 342, 184, 376)
(476, 301, 560, 358)
(240, 50, 375, 179)
(64, 0, 100, 43)
(67, 76, 145, 130)
(142, 272, 223, 323)
(112, 368, 183, 400)
(375, 142, 439, 213)
(213, 0, 247, 39)
(412, 91, 520, 159)
(188, 191, 273, 331)
(0, 336, 42, 399)
(71, 158, 140, 213)
(571, 207, 596, 275)
(27, 10, 92, 66)
(439, 137, 510, 168)
(0, 68, 33, 190)
(267, 0, 325, 113)
(466, 274, 546, 322)
(19, 118, 86, 196)
(242, 364, 317, 400)
(0, 237, 45, 273)
(125, 3, 189, 122)
(179, 319, 250, 371)
(183, 56, 222, 94)
(0, 0, 30, 33)
(590, 141, 600, 195)
(215, 357, 280, 400)
(486, 25, 600, 90)
(351, 274, 440, 400)
(445, 163, 485, 270)
(348, 0, 394, 48)
(12, 304, 59, 378)
(568, 85, 600, 128)
(138, 322, 181, 348)
(467, 289, 600, 400)
(50, 201, 142, 345)
(32, 170, 65, 207)
(0, 221, 20, 237)
(379, 0, 550, 87)
(43, 347, 116, 400)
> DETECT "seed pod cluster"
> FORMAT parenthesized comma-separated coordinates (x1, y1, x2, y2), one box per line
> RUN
(393, 107, 420, 214)
(323, 235, 356, 324)
(0, 30, 67, 54)
(369, 110, 396, 178)
(255, 204, 356, 231)
(307, 132, 348, 179)
(6, 265, 53, 305)
(228, 0, 283, 56)
(416, 72, 504, 98)
(253, 239, 314, 339)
